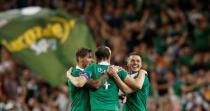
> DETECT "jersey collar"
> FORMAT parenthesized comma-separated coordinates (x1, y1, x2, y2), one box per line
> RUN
(76, 65, 84, 71)
(130, 72, 138, 75)
(130, 72, 138, 78)
(98, 61, 110, 65)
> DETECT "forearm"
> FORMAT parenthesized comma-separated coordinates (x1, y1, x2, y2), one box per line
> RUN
(124, 78, 141, 90)
(112, 74, 134, 94)
(125, 71, 145, 90)
(86, 80, 98, 89)
(134, 72, 145, 89)
(66, 68, 87, 87)
(86, 73, 109, 89)
(68, 75, 86, 87)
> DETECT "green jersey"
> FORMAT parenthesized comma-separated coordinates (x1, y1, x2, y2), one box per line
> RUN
(84, 63, 128, 111)
(123, 74, 150, 111)
(67, 67, 90, 111)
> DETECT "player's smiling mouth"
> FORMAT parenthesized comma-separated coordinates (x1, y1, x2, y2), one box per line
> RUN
(131, 64, 139, 68)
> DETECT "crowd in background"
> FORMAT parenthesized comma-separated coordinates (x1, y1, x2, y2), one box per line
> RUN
(0, 0, 210, 111)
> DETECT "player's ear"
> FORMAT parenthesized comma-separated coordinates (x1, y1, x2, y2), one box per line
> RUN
(78, 57, 83, 62)
(126, 57, 129, 66)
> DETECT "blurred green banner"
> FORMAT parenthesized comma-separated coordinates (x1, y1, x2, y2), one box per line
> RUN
(0, 7, 96, 86)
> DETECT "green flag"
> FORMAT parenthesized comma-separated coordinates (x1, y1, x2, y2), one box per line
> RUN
(0, 7, 96, 86)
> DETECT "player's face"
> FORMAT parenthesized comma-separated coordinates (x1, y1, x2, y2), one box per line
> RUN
(83, 53, 93, 67)
(127, 55, 142, 73)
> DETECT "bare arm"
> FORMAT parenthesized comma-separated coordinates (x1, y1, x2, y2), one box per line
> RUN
(112, 73, 135, 94)
(108, 66, 136, 94)
(86, 73, 109, 89)
(66, 68, 88, 87)
(123, 69, 146, 90)
(108, 66, 147, 94)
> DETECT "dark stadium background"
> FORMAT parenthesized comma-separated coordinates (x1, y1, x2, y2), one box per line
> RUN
(0, 0, 210, 111)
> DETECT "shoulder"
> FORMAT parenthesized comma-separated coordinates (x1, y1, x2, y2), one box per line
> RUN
(86, 63, 97, 67)
(115, 66, 127, 74)
(85, 64, 96, 69)
(118, 68, 128, 78)
(72, 67, 81, 75)
(85, 64, 98, 72)
(139, 69, 148, 75)
(118, 69, 128, 74)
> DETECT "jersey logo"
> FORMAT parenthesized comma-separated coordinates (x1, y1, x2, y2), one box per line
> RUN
(98, 68, 106, 73)
(104, 81, 110, 90)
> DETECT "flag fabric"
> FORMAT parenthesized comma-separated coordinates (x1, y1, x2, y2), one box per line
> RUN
(0, 7, 96, 86)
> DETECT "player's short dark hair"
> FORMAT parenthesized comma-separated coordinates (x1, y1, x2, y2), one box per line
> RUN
(127, 52, 142, 62)
(128, 52, 141, 58)
(76, 48, 92, 62)
(95, 46, 111, 61)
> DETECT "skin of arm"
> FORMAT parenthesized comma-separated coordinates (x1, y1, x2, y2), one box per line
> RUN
(86, 72, 109, 89)
(108, 66, 146, 94)
(67, 67, 109, 89)
(107, 66, 134, 94)
(123, 69, 146, 90)
(111, 71, 134, 94)
(66, 67, 88, 88)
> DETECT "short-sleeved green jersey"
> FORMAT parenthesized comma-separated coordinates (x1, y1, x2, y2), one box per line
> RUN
(67, 67, 90, 111)
(84, 63, 128, 111)
(123, 74, 150, 111)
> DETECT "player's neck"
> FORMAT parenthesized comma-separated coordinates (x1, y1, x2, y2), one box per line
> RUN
(77, 63, 85, 69)
(98, 60, 110, 65)
(130, 71, 138, 75)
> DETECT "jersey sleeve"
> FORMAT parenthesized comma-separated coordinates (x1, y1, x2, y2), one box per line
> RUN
(118, 69, 128, 80)
(67, 80, 71, 87)
(80, 64, 93, 80)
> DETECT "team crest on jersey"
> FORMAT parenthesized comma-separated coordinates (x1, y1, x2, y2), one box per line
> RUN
(104, 81, 110, 90)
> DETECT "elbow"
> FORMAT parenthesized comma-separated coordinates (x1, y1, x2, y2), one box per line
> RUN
(76, 83, 84, 88)
(123, 91, 130, 95)
(93, 85, 100, 89)
(137, 85, 143, 90)
(92, 82, 101, 89)
(132, 85, 143, 90)
(138, 85, 143, 89)
(75, 82, 85, 88)
(75, 80, 85, 88)
(122, 89, 132, 95)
